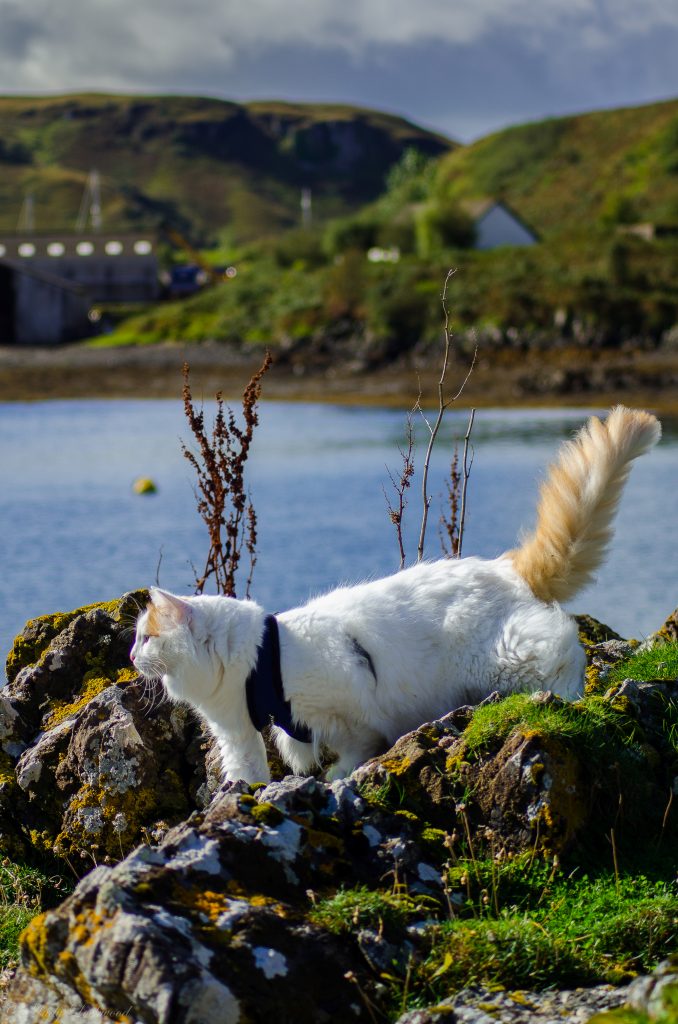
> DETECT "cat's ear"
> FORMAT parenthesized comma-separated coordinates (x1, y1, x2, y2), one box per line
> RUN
(149, 588, 193, 626)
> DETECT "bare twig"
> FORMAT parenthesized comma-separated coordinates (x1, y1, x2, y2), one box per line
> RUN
(244, 501, 258, 600)
(457, 407, 476, 558)
(154, 545, 164, 587)
(181, 352, 272, 596)
(658, 786, 673, 848)
(439, 448, 461, 557)
(610, 828, 621, 894)
(417, 270, 477, 561)
(384, 409, 416, 570)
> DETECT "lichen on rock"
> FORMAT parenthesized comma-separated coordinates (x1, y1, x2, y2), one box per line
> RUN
(646, 607, 678, 646)
(0, 596, 676, 1023)
(1, 591, 219, 865)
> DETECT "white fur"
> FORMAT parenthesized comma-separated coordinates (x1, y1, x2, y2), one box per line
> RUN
(130, 406, 660, 784)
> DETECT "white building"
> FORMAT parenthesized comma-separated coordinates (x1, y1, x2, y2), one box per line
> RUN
(0, 233, 160, 302)
(0, 259, 92, 345)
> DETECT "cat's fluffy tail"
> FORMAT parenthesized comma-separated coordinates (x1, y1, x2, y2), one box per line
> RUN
(510, 406, 661, 604)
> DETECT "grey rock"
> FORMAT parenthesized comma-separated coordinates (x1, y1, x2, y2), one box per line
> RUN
(0, 592, 218, 864)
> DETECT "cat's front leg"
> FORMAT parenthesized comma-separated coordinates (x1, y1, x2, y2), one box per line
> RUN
(271, 728, 318, 776)
(215, 729, 270, 785)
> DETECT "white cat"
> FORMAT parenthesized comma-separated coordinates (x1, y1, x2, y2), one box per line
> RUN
(131, 406, 660, 784)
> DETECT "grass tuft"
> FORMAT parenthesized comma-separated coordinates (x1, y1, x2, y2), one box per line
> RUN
(400, 868, 676, 1015)
(0, 859, 70, 970)
(309, 884, 437, 938)
(461, 692, 642, 763)
(606, 642, 678, 687)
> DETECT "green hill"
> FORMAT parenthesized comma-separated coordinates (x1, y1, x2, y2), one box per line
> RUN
(431, 98, 678, 238)
(0, 94, 452, 244)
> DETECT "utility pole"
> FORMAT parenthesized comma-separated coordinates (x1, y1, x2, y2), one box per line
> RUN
(76, 169, 103, 232)
(300, 187, 312, 228)
(17, 193, 35, 232)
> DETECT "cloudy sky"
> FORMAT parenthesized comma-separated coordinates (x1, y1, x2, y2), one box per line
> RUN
(1, 0, 677, 140)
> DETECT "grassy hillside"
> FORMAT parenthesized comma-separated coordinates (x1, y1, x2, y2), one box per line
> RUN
(0, 94, 452, 245)
(432, 98, 678, 239)
(2, 94, 676, 361)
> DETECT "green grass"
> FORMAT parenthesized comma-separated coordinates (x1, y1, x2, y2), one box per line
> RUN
(422, 872, 675, 993)
(0, 859, 70, 969)
(309, 858, 677, 1019)
(606, 642, 678, 687)
(460, 692, 643, 762)
(0, 906, 35, 968)
(309, 884, 437, 937)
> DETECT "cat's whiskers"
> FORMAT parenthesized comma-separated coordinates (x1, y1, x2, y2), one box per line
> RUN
(134, 655, 170, 716)
(139, 676, 161, 715)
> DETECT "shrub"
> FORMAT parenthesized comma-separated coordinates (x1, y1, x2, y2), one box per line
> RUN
(415, 200, 475, 257)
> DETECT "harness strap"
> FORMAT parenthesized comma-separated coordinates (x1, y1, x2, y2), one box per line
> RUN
(245, 614, 313, 743)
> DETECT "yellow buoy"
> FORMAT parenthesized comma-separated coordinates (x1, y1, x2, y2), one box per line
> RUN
(132, 477, 157, 495)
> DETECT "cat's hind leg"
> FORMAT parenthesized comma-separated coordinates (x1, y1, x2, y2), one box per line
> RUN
(325, 725, 387, 781)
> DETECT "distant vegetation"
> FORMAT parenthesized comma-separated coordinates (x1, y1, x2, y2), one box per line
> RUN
(0, 93, 451, 243)
(1, 93, 677, 359)
(433, 99, 678, 236)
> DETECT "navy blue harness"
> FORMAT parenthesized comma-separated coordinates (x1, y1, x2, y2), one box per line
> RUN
(245, 615, 313, 743)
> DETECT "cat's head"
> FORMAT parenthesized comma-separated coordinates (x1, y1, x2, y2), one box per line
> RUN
(131, 588, 259, 707)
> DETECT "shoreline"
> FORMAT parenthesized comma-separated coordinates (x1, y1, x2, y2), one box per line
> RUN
(2, 340, 678, 413)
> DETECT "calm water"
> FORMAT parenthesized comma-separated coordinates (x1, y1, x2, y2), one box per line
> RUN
(1, 400, 676, 672)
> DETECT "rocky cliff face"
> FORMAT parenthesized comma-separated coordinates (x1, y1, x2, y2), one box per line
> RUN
(0, 596, 676, 1023)
(0, 95, 452, 240)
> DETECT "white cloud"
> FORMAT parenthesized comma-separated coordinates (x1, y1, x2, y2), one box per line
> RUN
(190, 0, 678, 52)
(0, 0, 675, 138)
(3, 0, 678, 88)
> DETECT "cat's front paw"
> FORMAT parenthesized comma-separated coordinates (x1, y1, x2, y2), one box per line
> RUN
(325, 762, 352, 782)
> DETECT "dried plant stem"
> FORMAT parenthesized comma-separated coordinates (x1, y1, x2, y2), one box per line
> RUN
(659, 786, 674, 846)
(384, 408, 416, 570)
(457, 407, 476, 558)
(181, 352, 272, 597)
(610, 828, 621, 893)
(439, 448, 461, 557)
(417, 270, 477, 562)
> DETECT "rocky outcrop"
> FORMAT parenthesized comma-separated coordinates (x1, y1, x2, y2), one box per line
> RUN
(619, 956, 678, 1022)
(647, 606, 678, 645)
(2, 735, 676, 1022)
(394, 982, 628, 1023)
(392, 957, 678, 1023)
(353, 679, 677, 861)
(1, 599, 676, 1023)
(4, 774, 448, 1023)
(1, 593, 218, 865)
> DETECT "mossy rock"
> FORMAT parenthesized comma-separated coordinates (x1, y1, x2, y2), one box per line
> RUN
(5, 778, 441, 1022)
(645, 607, 678, 647)
(4, 590, 148, 685)
(357, 685, 678, 863)
(576, 614, 625, 646)
(0, 592, 219, 868)
(589, 956, 678, 1023)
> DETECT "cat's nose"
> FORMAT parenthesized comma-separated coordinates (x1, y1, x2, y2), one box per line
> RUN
(130, 652, 136, 663)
